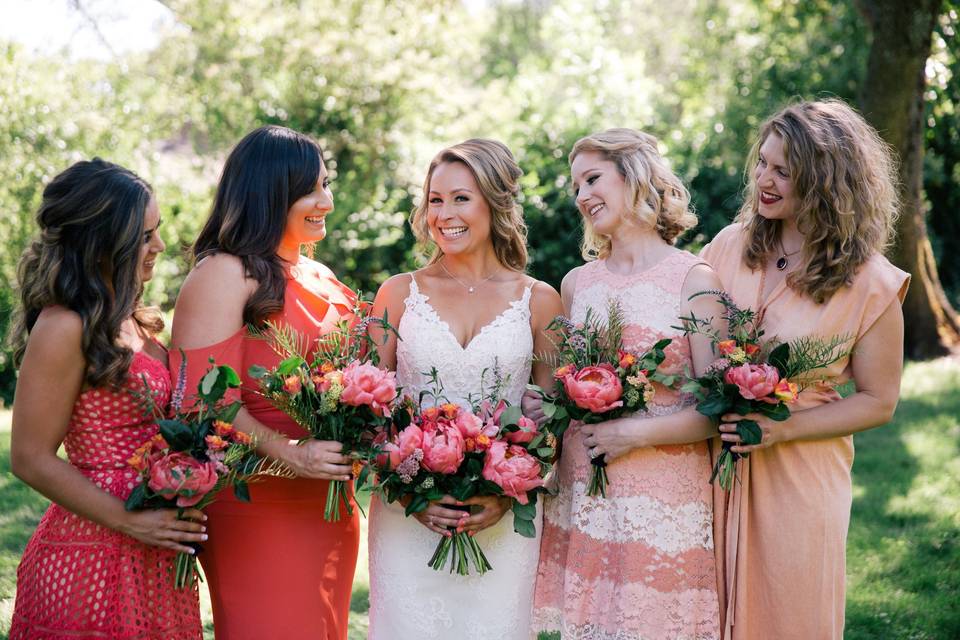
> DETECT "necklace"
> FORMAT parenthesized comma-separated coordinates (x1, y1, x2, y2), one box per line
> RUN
(775, 240, 802, 271)
(438, 260, 499, 294)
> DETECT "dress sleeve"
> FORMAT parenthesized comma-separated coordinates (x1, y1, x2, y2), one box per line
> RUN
(168, 329, 246, 411)
(699, 223, 740, 266)
(855, 254, 911, 340)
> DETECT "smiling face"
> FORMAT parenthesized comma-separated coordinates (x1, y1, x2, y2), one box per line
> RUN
(138, 196, 165, 282)
(570, 150, 631, 237)
(282, 160, 333, 247)
(425, 161, 493, 255)
(754, 133, 798, 223)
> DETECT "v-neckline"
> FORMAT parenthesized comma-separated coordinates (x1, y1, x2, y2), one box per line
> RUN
(412, 283, 531, 352)
(756, 265, 789, 314)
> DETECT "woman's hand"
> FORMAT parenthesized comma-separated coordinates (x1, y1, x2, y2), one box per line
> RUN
(118, 508, 207, 554)
(282, 439, 353, 481)
(408, 495, 469, 536)
(581, 418, 637, 463)
(521, 388, 547, 426)
(459, 495, 512, 534)
(719, 412, 786, 454)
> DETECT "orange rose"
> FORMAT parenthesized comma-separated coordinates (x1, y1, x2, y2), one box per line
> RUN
(774, 378, 799, 403)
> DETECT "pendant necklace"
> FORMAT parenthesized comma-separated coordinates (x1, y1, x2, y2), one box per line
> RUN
(438, 260, 498, 294)
(776, 240, 801, 271)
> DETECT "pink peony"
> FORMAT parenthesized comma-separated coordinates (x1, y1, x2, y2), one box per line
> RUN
(506, 415, 539, 444)
(421, 423, 465, 474)
(562, 364, 624, 413)
(724, 363, 780, 403)
(455, 411, 485, 439)
(384, 424, 424, 468)
(147, 452, 219, 507)
(481, 441, 543, 504)
(339, 362, 398, 416)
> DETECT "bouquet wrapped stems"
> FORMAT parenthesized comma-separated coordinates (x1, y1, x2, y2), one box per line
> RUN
(587, 455, 609, 498)
(426, 505, 492, 575)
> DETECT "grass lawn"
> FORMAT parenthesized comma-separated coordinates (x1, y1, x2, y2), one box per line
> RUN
(1, 358, 959, 639)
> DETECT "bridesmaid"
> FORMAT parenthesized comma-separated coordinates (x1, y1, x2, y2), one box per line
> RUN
(9, 159, 203, 639)
(533, 128, 724, 639)
(702, 99, 909, 639)
(170, 125, 359, 639)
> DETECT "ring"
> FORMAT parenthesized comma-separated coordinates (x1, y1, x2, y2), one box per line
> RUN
(590, 447, 600, 459)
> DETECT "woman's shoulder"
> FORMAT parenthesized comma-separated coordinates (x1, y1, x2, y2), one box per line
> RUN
(188, 252, 255, 291)
(850, 252, 911, 301)
(23, 306, 84, 367)
(700, 222, 748, 260)
(295, 255, 337, 279)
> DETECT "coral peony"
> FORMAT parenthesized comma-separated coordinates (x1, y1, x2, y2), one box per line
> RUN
(148, 452, 219, 507)
(724, 363, 780, 403)
(562, 364, 624, 413)
(421, 423, 465, 474)
(339, 362, 398, 416)
(505, 415, 539, 444)
(482, 441, 543, 504)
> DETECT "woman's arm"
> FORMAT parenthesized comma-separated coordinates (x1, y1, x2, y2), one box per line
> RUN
(529, 279, 565, 389)
(369, 274, 411, 372)
(10, 308, 206, 554)
(171, 254, 351, 480)
(582, 264, 725, 460)
(721, 296, 904, 452)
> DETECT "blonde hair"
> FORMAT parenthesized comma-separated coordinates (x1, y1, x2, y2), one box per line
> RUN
(737, 99, 900, 303)
(410, 139, 528, 271)
(569, 128, 698, 260)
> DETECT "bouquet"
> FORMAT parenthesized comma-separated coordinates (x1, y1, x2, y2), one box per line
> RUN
(373, 370, 554, 575)
(127, 357, 291, 589)
(678, 291, 852, 489)
(249, 299, 399, 521)
(534, 302, 672, 497)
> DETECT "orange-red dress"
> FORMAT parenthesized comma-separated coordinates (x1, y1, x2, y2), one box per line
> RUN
(169, 258, 360, 640)
(701, 223, 910, 640)
(10, 349, 202, 640)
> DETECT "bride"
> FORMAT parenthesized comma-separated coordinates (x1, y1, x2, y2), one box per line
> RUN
(367, 138, 562, 639)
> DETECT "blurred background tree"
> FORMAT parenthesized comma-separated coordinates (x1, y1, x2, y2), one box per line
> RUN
(0, 0, 957, 403)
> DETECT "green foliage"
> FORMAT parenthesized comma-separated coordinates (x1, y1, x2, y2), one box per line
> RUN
(0, 0, 956, 404)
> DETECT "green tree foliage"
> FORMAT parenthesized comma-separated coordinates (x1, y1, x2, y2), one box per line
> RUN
(0, 0, 956, 403)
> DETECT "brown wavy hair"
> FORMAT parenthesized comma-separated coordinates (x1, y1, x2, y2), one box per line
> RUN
(192, 125, 323, 326)
(410, 139, 528, 271)
(737, 99, 899, 303)
(570, 128, 698, 260)
(9, 158, 161, 388)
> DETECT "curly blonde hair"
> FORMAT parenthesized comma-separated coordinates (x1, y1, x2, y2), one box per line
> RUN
(570, 128, 698, 260)
(410, 139, 528, 271)
(737, 99, 900, 303)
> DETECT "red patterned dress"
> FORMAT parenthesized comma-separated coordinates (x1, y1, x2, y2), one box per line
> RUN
(10, 349, 202, 640)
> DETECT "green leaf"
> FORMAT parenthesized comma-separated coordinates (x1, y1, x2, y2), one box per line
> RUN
(736, 419, 763, 445)
(680, 380, 703, 394)
(541, 401, 557, 419)
(158, 419, 195, 451)
(248, 364, 268, 380)
(768, 343, 790, 376)
(219, 365, 241, 388)
(218, 401, 242, 424)
(513, 515, 537, 538)
(697, 389, 731, 418)
(512, 500, 537, 521)
(536, 447, 554, 458)
(124, 482, 148, 511)
(277, 356, 305, 376)
(200, 368, 219, 396)
(233, 481, 251, 502)
(499, 405, 523, 428)
(760, 402, 791, 422)
(405, 494, 429, 516)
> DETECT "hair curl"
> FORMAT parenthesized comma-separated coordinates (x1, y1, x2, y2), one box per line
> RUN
(192, 125, 323, 326)
(737, 99, 900, 303)
(570, 128, 698, 260)
(9, 158, 160, 388)
(410, 139, 528, 272)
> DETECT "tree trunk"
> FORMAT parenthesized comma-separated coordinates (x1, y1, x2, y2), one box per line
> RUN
(856, 0, 959, 359)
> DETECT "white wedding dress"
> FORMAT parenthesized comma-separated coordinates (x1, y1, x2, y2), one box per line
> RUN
(368, 274, 542, 640)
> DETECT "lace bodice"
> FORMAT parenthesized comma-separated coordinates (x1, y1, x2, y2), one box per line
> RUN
(396, 275, 533, 407)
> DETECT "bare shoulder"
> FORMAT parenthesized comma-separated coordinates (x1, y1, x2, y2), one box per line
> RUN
(375, 272, 415, 305)
(681, 262, 723, 296)
(527, 277, 562, 309)
(23, 306, 84, 366)
(298, 256, 337, 279)
(179, 253, 255, 307)
(560, 265, 585, 299)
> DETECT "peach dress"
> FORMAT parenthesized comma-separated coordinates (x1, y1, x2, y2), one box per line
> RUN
(11, 349, 202, 640)
(701, 224, 910, 640)
(169, 257, 360, 640)
(533, 251, 721, 640)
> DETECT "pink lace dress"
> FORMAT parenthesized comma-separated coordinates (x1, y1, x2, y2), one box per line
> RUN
(533, 251, 720, 640)
(10, 350, 202, 640)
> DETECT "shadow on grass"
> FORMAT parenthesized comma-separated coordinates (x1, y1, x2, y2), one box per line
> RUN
(846, 382, 960, 640)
